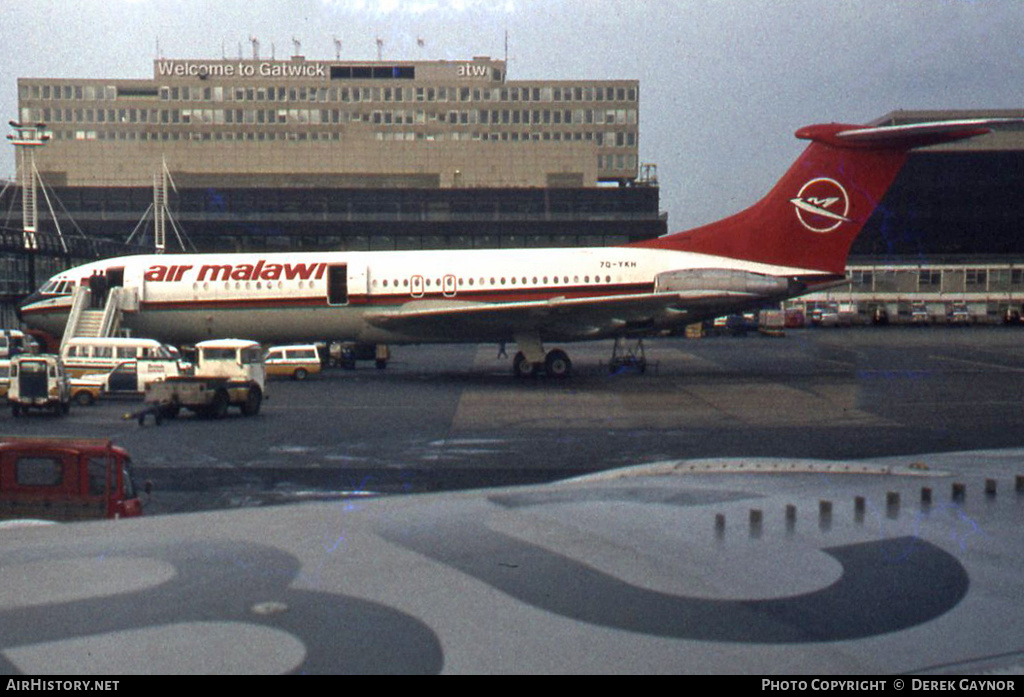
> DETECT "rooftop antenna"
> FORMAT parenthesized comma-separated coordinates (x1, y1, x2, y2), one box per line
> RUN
(334, 37, 342, 60)
(250, 36, 260, 60)
(292, 37, 301, 58)
(503, 27, 510, 82)
(376, 37, 383, 61)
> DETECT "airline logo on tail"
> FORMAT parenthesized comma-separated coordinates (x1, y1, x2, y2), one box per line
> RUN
(790, 178, 852, 233)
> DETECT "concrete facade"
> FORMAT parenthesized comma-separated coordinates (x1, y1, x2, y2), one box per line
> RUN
(17, 56, 640, 189)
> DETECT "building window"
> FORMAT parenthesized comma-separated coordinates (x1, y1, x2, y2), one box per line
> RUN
(919, 270, 941, 289)
(966, 269, 987, 289)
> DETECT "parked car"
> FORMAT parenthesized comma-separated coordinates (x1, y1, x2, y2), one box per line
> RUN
(265, 344, 322, 380)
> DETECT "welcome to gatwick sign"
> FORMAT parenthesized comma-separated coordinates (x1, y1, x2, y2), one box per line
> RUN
(154, 59, 494, 81)
(155, 60, 330, 80)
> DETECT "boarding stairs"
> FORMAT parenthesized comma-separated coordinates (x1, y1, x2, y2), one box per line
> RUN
(59, 286, 132, 352)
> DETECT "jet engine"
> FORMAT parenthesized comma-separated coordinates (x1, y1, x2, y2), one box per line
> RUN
(654, 268, 800, 297)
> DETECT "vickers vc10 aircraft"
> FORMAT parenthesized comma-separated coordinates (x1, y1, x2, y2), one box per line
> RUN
(19, 119, 1003, 378)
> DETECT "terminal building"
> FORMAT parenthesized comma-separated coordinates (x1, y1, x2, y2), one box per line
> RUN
(8, 54, 658, 253)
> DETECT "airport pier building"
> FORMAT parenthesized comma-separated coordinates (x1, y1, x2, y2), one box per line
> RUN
(794, 110, 1024, 325)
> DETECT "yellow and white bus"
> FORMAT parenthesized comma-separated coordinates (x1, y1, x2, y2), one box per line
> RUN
(61, 337, 181, 377)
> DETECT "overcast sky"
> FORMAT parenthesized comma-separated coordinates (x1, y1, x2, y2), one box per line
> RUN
(2, 0, 1022, 231)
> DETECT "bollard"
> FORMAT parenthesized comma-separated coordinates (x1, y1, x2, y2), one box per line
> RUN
(952, 482, 966, 502)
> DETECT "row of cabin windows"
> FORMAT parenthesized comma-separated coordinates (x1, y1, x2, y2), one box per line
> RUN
(372, 274, 616, 290)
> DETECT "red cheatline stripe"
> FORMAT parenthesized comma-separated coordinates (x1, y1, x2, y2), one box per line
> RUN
(133, 282, 657, 311)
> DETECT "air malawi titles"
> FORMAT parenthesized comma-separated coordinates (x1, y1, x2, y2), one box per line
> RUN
(144, 261, 328, 283)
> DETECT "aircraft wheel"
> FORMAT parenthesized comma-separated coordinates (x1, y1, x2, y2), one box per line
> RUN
(544, 349, 572, 379)
(513, 352, 538, 379)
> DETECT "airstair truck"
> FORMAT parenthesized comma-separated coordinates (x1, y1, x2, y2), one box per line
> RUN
(139, 339, 264, 423)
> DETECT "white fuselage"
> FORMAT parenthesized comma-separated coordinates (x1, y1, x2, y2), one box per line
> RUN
(21, 245, 818, 346)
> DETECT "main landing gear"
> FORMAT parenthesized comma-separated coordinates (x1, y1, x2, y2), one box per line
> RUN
(507, 336, 651, 379)
(513, 348, 572, 380)
(510, 333, 573, 380)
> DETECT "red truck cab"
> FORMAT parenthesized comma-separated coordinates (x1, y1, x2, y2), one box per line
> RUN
(0, 438, 143, 522)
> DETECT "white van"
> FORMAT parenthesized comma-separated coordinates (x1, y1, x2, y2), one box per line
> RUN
(0, 330, 26, 359)
(265, 344, 322, 380)
(61, 337, 181, 377)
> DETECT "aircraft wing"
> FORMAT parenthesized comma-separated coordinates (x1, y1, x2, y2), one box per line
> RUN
(365, 289, 775, 341)
(0, 450, 1022, 674)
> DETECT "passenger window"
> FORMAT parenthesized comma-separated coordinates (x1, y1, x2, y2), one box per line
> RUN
(15, 457, 64, 487)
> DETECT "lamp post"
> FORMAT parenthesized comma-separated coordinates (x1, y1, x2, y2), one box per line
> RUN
(7, 121, 49, 252)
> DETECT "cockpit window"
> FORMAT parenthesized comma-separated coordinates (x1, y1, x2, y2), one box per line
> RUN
(39, 279, 74, 296)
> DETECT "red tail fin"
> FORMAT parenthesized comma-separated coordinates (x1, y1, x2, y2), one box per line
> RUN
(634, 120, 997, 275)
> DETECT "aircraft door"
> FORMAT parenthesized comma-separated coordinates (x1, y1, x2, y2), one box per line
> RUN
(442, 274, 457, 298)
(410, 275, 424, 298)
(327, 265, 348, 306)
(106, 267, 124, 290)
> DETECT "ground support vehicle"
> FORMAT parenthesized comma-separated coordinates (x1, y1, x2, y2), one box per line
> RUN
(135, 339, 265, 424)
(0, 438, 143, 521)
(8, 354, 71, 417)
(69, 378, 102, 407)
(0, 330, 26, 359)
(265, 344, 322, 380)
(71, 356, 186, 406)
(330, 342, 390, 370)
